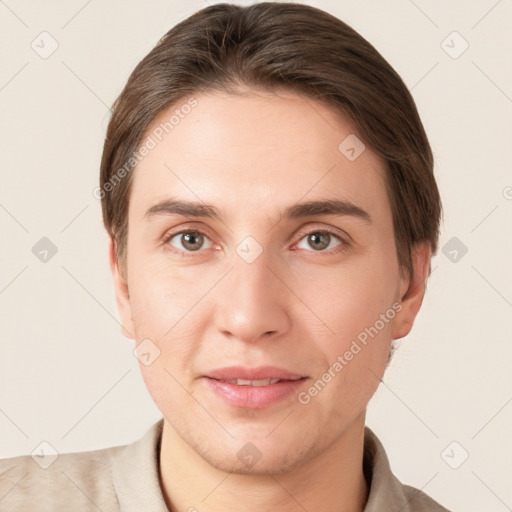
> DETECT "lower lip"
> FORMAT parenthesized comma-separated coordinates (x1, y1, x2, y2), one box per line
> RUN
(204, 377, 307, 409)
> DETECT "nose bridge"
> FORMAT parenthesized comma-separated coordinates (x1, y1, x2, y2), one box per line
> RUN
(213, 241, 291, 343)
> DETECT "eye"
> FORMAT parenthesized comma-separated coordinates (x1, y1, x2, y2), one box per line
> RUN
(163, 227, 348, 257)
(165, 229, 213, 254)
(295, 229, 345, 253)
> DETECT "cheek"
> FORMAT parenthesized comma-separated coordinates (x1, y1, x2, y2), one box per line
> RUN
(312, 288, 396, 419)
(128, 251, 192, 333)
(306, 247, 400, 374)
(127, 255, 213, 372)
(127, 262, 204, 413)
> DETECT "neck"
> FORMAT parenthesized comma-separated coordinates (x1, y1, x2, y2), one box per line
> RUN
(159, 412, 369, 512)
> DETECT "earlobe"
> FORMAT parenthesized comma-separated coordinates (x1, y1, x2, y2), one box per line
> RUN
(109, 238, 135, 340)
(391, 242, 432, 340)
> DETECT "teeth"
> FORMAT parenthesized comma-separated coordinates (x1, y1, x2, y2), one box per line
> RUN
(222, 378, 282, 386)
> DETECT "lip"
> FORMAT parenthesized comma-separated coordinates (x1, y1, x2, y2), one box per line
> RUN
(204, 365, 305, 381)
(202, 366, 308, 409)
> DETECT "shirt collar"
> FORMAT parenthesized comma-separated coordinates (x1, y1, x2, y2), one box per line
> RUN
(111, 418, 169, 512)
(111, 418, 413, 512)
(362, 426, 415, 511)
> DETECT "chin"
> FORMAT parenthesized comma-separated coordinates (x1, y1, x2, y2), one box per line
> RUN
(194, 432, 319, 477)
(206, 449, 308, 476)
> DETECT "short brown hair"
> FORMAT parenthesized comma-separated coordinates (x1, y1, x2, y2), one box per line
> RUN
(99, 2, 441, 279)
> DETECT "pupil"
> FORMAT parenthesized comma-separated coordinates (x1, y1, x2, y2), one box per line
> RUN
(309, 233, 329, 250)
(183, 232, 202, 251)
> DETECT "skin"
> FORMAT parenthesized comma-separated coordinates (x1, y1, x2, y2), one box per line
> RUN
(109, 87, 431, 512)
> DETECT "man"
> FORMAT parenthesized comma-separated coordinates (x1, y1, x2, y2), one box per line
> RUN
(0, 2, 450, 511)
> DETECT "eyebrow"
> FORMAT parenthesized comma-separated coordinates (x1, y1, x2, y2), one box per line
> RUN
(144, 197, 372, 223)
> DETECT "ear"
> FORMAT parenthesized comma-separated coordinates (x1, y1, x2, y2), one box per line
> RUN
(109, 238, 135, 340)
(391, 241, 432, 340)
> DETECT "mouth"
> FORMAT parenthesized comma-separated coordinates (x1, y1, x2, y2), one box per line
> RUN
(201, 366, 309, 408)
(214, 377, 304, 386)
(203, 365, 307, 382)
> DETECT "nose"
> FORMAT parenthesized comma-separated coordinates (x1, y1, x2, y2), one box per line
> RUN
(213, 249, 292, 344)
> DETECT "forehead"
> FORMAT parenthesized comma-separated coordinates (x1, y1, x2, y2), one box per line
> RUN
(129, 89, 390, 224)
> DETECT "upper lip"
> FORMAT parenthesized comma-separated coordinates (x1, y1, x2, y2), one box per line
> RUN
(204, 366, 306, 381)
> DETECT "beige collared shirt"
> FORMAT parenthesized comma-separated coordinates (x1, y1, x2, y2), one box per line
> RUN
(0, 418, 450, 511)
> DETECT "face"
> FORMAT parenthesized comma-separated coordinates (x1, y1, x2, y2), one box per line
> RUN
(111, 88, 429, 474)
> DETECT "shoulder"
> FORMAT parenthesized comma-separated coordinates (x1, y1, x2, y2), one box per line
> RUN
(363, 426, 452, 512)
(0, 444, 124, 512)
(401, 483, 452, 511)
(0, 419, 166, 512)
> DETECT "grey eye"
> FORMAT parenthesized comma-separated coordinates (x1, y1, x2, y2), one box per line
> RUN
(296, 231, 342, 251)
(169, 231, 212, 252)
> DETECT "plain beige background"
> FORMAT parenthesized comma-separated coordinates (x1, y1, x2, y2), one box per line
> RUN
(1, 1, 511, 510)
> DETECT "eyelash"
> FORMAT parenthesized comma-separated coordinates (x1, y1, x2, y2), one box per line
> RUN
(162, 227, 349, 257)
